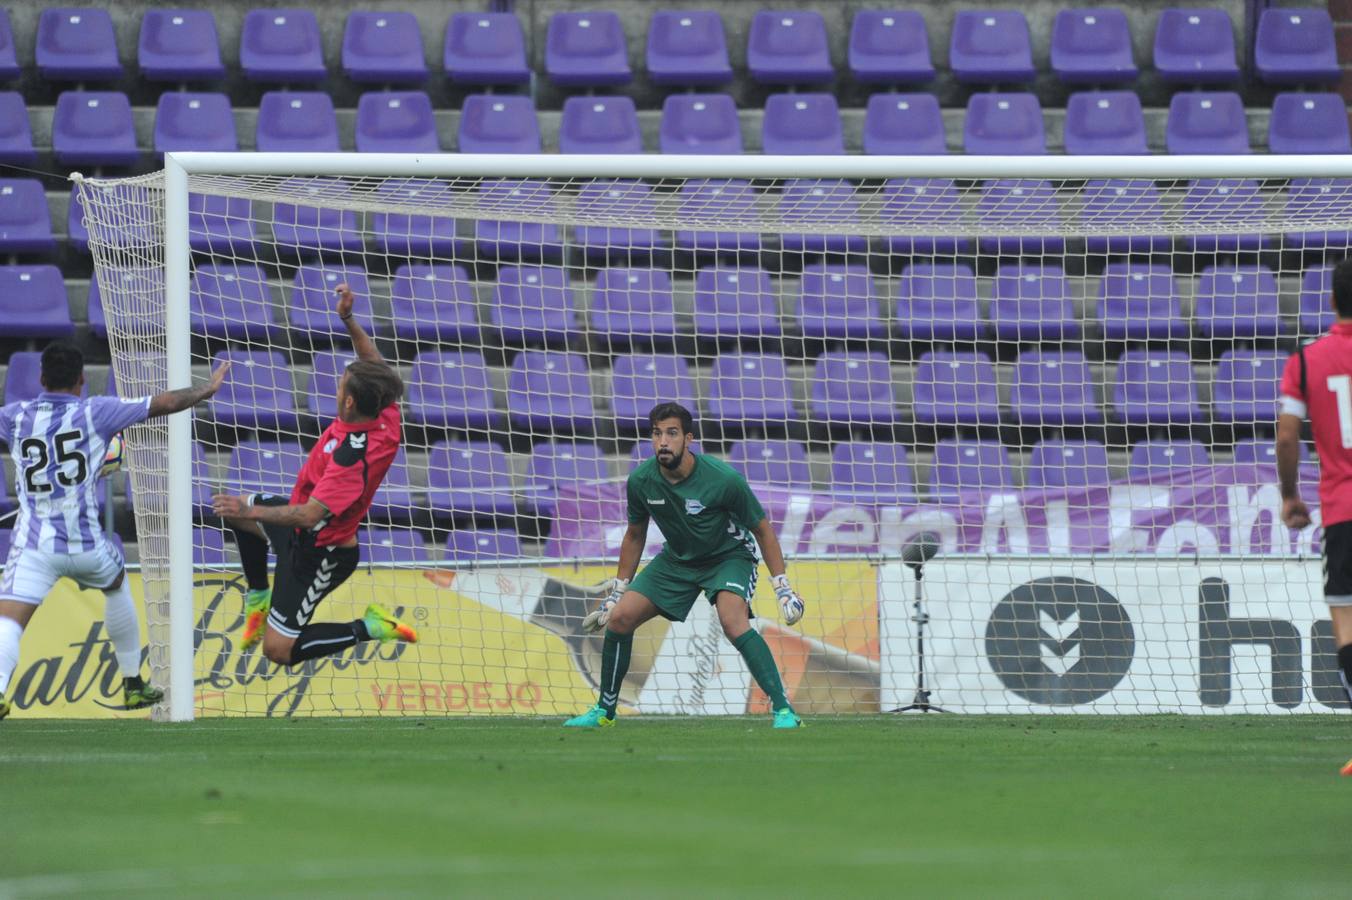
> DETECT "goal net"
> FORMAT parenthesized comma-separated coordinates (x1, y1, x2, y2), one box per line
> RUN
(75, 153, 1350, 719)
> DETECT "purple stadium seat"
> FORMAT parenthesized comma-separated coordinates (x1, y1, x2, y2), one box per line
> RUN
(343, 11, 427, 84)
(1299, 266, 1335, 337)
(575, 179, 659, 257)
(546, 11, 631, 87)
(506, 351, 597, 435)
(880, 179, 969, 255)
(189, 195, 257, 255)
(850, 10, 934, 83)
(368, 450, 414, 522)
(1064, 92, 1147, 155)
(3, 352, 45, 403)
(0, 94, 34, 164)
(1254, 8, 1338, 85)
(445, 528, 522, 562)
(139, 10, 224, 81)
(830, 442, 914, 504)
(444, 13, 530, 85)
(798, 264, 884, 340)
(427, 441, 517, 519)
(693, 267, 781, 340)
(728, 440, 811, 488)
(88, 269, 158, 343)
(950, 10, 1034, 84)
(1051, 8, 1136, 84)
(780, 180, 868, 255)
(762, 94, 843, 154)
(1284, 178, 1352, 250)
(560, 96, 642, 154)
(458, 95, 539, 153)
(155, 93, 236, 153)
(929, 440, 1015, 501)
(611, 355, 696, 433)
(1080, 179, 1169, 254)
(189, 262, 276, 342)
(0, 179, 55, 254)
(52, 92, 137, 167)
(1179, 179, 1268, 253)
(590, 269, 676, 349)
(964, 93, 1045, 155)
(255, 92, 339, 152)
(209, 351, 300, 431)
(406, 351, 501, 431)
(288, 265, 372, 344)
(228, 441, 307, 497)
(194, 528, 229, 566)
(977, 180, 1065, 256)
(704, 353, 797, 426)
(361, 527, 427, 564)
(388, 264, 479, 344)
(1212, 350, 1283, 425)
(86, 273, 107, 339)
(370, 179, 465, 258)
(863, 93, 946, 155)
(647, 10, 732, 85)
(810, 352, 899, 426)
(1129, 440, 1210, 481)
(674, 179, 760, 253)
(1009, 351, 1101, 428)
(1154, 8, 1239, 83)
(355, 91, 438, 153)
(240, 9, 325, 83)
(989, 264, 1080, 342)
(1269, 94, 1351, 154)
(747, 10, 833, 85)
(0, 266, 71, 339)
(0, 11, 19, 81)
(1166, 92, 1248, 154)
(1114, 351, 1201, 426)
(1194, 265, 1282, 340)
(660, 94, 742, 154)
(272, 177, 365, 256)
(912, 351, 1000, 427)
(524, 441, 609, 516)
(1234, 438, 1307, 465)
(491, 266, 578, 346)
(38, 9, 122, 81)
(1098, 262, 1187, 341)
(895, 263, 981, 342)
(474, 179, 564, 262)
(306, 349, 355, 420)
(1026, 440, 1111, 490)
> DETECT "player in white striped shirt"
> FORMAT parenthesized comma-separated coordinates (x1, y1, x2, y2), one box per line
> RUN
(0, 342, 228, 719)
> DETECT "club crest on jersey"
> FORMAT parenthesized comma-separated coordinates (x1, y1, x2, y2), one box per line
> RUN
(684, 498, 705, 515)
(322, 438, 338, 454)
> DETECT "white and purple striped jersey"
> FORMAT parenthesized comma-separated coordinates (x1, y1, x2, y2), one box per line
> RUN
(0, 392, 151, 554)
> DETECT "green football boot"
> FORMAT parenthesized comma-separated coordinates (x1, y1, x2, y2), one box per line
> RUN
(240, 588, 271, 651)
(772, 708, 803, 729)
(563, 705, 615, 728)
(363, 603, 419, 644)
(123, 676, 164, 711)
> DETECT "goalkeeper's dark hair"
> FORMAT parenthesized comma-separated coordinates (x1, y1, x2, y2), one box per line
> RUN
(40, 340, 84, 391)
(649, 402, 694, 435)
(345, 360, 404, 419)
(1334, 258, 1352, 319)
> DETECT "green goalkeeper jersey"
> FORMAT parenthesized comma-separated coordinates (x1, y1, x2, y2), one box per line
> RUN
(627, 453, 766, 565)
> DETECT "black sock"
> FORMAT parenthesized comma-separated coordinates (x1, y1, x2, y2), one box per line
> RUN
(288, 621, 367, 665)
(598, 629, 632, 718)
(232, 528, 270, 592)
(1338, 645, 1352, 705)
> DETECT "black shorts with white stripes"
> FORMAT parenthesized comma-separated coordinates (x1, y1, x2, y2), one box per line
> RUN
(1324, 520, 1352, 607)
(253, 495, 360, 638)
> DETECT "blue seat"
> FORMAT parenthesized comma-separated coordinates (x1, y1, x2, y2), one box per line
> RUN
(575, 180, 659, 257)
(1154, 8, 1239, 83)
(589, 268, 677, 349)
(1166, 92, 1248, 154)
(880, 179, 969, 255)
(693, 267, 780, 340)
(849, 10, 933, 83)
(647, 10, 732, 85)
(559, 96, 642, 154)
(780, 180, 867, 254)
(505, 351, 598, 436)
(989, 264, 1079, 342)
(139, 10, 225, 81)
(950, 10, 1034, 84)
(427, 442, 517, 520)
(704, 353, 797, 427)
(660, 94, 742, 154)
(355, 91, 439, 153)
(523, 442, 610, 516)
(1193, 265, 1282, 340)
(1080, 179, 1168, 254)
(964, 93, 1044, 155)
(474, 179, 564, 262)
(728, 441, 811, 489)
(863, 93, 946, 155)
(895, 263, 981, 342)
(444, 13, 530, 85)
(209, 351, 300, 432)
(255, 92, 339, 152)
(912, 352, 1001, 427)
(1114, 351, 1201, 427)
(0, 266, 72, 339)
(1269, 94, 1351, 154)
(155, 93, 236, 153)
(228, 441, 308, 496)
(370, 179, 466, 258)
(406, 351, 500, 432)
(810, 352, 899, 426)
(747, 10, 833, 85)
(288, 264, 371, 345)
(674, 179, 760, 253)
(342, 11, 427, 84)
(361, 527, 428, 564)
(445, 528, 523, 562)
(1050, 8, 1136, 84)
(53, 92, 138, 167)
(829, 443, 914, 504)
(1179, 179, 1268, 253)
(388, 263, 480, 343)
(1284, 178, 1352, 251)
(369, 452, 415, 526)
(0, 10, 19, 81)
(929, 440, 1015, 502)
(1129, 440, 1210, 481)
(0, 93, 36, 164)
(0, 179, 55, 255)
(190, 262, 276, 343)
(612, 354, 696, 434)
(1212, 350, 1283, 425)
(977, 180, 1065, 256)
(38, 9, 122, 81)
(240, 9, 325, 83)
(306, 349, 354, 420)
(1064, 92, 1147, 155)
(546, 11, 631, 87)
(272, 177, 364, 256)
(797, 263, 884, 339)
(190, 195, 257, 255)
(1255, 8, 1339, 85)
(1026, 440, 1111, 490)
(762, 94, 843, 154)
(458, 95, 539, 154)
(1009, 351, 1101, 428)
(1299, 265, 1335, 337)
(491, 266, 578, 346)
(1098, 262, 1188, 341)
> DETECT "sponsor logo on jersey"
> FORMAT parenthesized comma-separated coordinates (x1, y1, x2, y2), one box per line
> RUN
(685, 499, 705, 515)
(724, 581, 744, 591)
(323, 438, 338, 454)
(646, 498, 666, 505)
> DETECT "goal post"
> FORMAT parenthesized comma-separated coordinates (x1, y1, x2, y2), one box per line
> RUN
(76, 152, 1352, 721)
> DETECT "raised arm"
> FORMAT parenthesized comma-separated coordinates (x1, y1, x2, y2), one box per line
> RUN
(335, 283, 382, 365)
(147, 360, 230, 418)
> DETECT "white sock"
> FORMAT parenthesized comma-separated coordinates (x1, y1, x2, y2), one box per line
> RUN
(103, 581, 144, 678)
(0, 615, 23, 696)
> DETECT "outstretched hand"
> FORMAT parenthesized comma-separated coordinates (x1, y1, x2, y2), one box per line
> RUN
(204, 359, 231, 398)
(335, 283, 355, 320)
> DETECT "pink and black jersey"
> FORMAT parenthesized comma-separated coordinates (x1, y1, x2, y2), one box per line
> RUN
(1281, 322, 1352, 527)
(291, 403, 401, 547)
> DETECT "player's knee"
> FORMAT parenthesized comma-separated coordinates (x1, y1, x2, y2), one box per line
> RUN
(262, 635, 295, 666)
(104, 570, 124, 591)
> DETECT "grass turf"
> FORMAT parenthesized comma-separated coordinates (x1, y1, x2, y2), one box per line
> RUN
(1, 716, 1348, 899)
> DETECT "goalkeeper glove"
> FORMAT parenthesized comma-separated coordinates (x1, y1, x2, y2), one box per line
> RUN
(583, 578, 628, 633)
(772, 574, 805, 626)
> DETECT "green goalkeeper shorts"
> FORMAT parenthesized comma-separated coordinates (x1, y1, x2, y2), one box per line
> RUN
(629, 551, 758, 622)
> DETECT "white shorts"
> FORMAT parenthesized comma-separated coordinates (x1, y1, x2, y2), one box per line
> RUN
(0, 540, 125, 605)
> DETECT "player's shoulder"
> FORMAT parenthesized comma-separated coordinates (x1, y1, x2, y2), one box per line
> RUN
(693, 453, 746, 484)
(628, 455, 657, 484)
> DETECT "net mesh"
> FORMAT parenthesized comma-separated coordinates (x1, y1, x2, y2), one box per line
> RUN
(76, 167, 1349, 717)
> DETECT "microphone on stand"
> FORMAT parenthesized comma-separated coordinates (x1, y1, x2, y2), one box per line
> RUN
(890, 531, 948, 713)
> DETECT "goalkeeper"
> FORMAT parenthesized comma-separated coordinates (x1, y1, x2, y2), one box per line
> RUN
(564, 402, 805, 729)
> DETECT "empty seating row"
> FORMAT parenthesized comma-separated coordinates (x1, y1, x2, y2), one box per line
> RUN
(14, 8, 1337, 89)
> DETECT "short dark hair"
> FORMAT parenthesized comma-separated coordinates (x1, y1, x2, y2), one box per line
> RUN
(40, 341, 84, 391)
(649, 402, 694, 435)
(1334, 258, 1352, 318)
(344, 360, 404, 418)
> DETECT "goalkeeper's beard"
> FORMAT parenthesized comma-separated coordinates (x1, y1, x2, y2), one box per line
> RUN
(656, 448, 684, 470)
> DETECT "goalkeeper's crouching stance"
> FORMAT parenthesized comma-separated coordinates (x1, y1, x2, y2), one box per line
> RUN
(564, 402, 806, 729)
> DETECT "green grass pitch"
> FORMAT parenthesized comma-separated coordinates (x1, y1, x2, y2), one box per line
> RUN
(1, 716, 1348, 898)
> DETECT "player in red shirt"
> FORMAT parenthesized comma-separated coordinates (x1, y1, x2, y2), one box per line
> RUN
(212, 285, 417, 667)
(1279, 257, 1352, 773)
